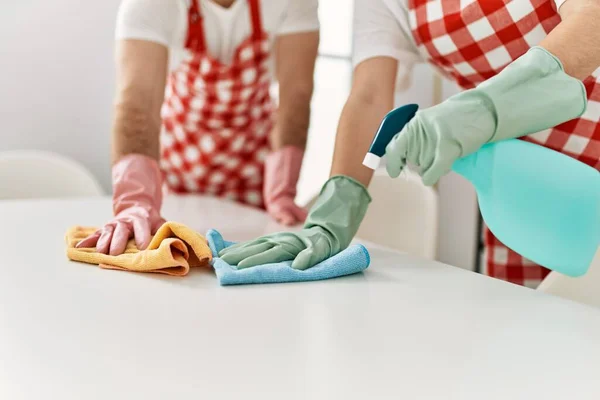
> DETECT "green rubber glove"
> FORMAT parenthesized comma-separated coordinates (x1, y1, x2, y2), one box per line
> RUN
(219, 175, 371, 270)
(385, 46, 587, 186)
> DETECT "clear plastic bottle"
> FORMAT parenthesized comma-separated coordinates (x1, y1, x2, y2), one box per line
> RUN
(364, 104, 600, 277)
(453, 139, 600, 277)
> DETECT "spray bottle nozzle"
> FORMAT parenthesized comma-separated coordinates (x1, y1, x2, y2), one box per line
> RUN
(362, 104, 419, 170)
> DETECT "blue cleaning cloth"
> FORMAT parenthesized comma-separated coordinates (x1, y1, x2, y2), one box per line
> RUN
(206, 229, 370, 286)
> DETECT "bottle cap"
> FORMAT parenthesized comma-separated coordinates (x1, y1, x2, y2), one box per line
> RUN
(362, 153, 381, 170)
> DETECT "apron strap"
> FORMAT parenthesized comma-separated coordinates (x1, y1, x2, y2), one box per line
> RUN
(185, 0, 207, 52)
(248, 0, 264, 40)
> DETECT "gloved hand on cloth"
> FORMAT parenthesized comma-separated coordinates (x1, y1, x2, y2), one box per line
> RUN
(76, 154, 166, 255)
(263, 145, 308, 226)
(220, 175, 371, 270)
(384, 46, 587, 186)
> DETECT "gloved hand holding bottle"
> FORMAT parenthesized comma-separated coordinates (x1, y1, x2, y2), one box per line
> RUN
(384, 46, 587, 186)
(263, 146, 308, 226)
(76, 154, 166, 255)
(219, 175, 371, 270)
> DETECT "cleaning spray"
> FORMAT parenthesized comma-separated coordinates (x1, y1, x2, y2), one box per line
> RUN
(363, 104, 600, 277)
(362, 104, 419, 170)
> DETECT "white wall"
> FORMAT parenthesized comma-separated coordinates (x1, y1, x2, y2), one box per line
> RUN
(0, 1, 120, 192)
(0, 0, 478, 271)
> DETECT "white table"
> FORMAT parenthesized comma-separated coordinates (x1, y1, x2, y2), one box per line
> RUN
(1, 195, 600, 400)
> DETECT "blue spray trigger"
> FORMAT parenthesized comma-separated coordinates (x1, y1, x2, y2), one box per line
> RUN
(362, 104, 419, 170)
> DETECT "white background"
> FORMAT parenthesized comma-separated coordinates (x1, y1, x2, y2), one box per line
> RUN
(0, 0, 478, 271)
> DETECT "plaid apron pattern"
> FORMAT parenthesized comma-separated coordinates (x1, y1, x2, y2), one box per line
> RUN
(160, 0, 274, 209)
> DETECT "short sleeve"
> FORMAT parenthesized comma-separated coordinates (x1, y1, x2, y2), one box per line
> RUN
(352, 0, 420, 68)
(115, 0, 185, 47)
(553, 0, 567, 11)
(277, 0, 320, 35)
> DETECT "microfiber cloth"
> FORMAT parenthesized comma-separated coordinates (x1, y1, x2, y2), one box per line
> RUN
(206, 229, 370, 285)
(66, 222, 212, 276)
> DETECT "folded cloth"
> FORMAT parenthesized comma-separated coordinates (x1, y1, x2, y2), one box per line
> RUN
(66, 222, 212, 276)
(206, 229, 370, 285)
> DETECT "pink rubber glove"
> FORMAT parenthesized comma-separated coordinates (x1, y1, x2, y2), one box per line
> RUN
(76, 154, 165, 255)
(263, 146, 308, 226)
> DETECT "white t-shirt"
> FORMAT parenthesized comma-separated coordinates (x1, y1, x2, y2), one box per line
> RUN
(115, 0, 319, 71)
(352, 0, 568, 89)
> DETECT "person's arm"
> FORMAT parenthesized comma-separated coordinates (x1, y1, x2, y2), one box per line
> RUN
(221, 58, 400, 269)
(270, 31, 319, 150)
(262, 31, 319, 226)
(540, 0, 600, 80)
(77, 39, 168, 255)
(269, 0, 320, 150)
(383, 0, 593, 186)
(111, 0, 181, 163)
(330, 57, 398, 187)
(112, 39, 168, 163)
(220, 0, 411, 269)
(76, 0, 178, 255)
(330, 0, 416, 187)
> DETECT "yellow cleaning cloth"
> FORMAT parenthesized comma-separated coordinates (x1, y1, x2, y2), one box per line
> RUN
(65, 222, 212, 276)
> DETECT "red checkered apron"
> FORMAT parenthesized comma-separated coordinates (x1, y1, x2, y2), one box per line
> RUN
(409, 0, 600, 288)
(160, 0, 274, 209)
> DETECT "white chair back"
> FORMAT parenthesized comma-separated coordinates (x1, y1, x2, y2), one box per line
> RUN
(537, 247, 600, 309)
(0, 150, 104, 200)
(355, 168, 439, 259)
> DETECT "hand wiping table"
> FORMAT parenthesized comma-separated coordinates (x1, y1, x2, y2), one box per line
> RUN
(66, 222, 370, 285)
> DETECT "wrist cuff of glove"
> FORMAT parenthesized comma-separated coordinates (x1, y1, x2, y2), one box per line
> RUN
(303, 175, 372, 250)
(112, 154, 164, 215)
(321, 175, 372, 203)
(263, 146, 305, 204)
(479, 46, 587, 143)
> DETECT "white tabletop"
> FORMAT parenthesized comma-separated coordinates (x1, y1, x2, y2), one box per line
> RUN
(1, 195, 600, 400)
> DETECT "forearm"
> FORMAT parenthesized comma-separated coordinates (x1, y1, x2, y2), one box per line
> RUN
(330, 83, 395, 187)
(112, 95, 162, 163)
(271, 31, 319, 151)
(111, 39, 168, 164)
(270, 90, 311, 150)
(540, 0, 600, 80)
